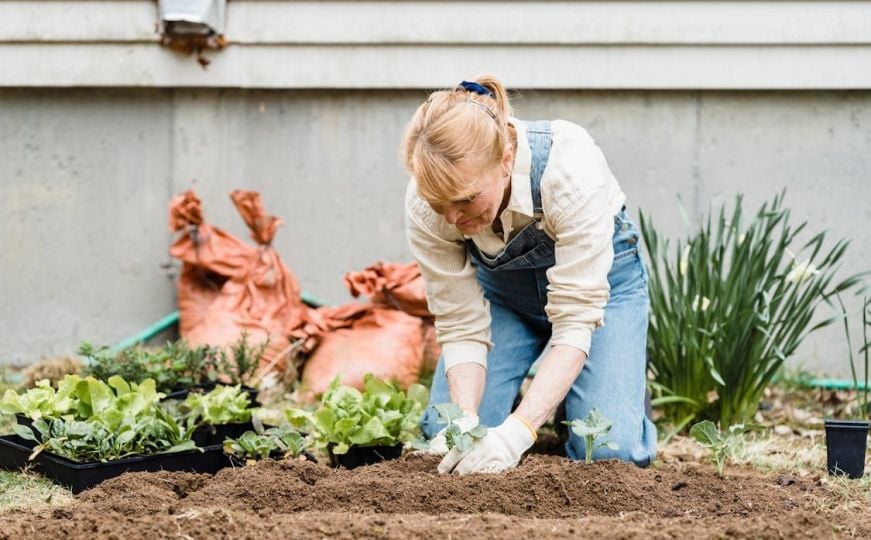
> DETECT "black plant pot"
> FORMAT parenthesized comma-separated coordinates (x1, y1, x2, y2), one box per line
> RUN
(824, 419, 870, 479)
(226, 450, 318, 468)
(328, 444, 403, 469)
(191, 421, 255, 447)
(163, 384, 260, 407)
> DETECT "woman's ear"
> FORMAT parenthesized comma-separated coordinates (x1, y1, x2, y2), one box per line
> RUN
(501, 143, 514, 173)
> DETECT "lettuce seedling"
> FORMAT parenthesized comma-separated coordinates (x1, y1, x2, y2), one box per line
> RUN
(0, 374, 83, 420)
(223, 421, 308, 461)
(432, 403, 487, 452)
(689, 420, 763, 476)
(287, 374, 429, 455)
(180, 384, 252, 429)
(564, 408, 619, 463)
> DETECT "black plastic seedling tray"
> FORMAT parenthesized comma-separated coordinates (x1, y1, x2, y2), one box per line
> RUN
(328, 443, 403, 469)
(191, 421, 255, 447)
(163, 385, 261, 407)
(0, 435, 232, 493)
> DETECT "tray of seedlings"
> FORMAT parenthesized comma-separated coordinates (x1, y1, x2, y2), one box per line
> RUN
(0, 375, 234, 493)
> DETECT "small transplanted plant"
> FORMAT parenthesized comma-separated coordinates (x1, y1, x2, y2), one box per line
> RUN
(431, 403, 487, 452)
(564, 408, 619, 464)
(223, 417, 308, 463)
(689, 420, 763, 476)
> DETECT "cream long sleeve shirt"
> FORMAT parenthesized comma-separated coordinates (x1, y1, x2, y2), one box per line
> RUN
(405, 119, 626, 371)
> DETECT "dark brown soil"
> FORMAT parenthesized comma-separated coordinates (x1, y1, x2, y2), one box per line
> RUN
(1, 454, 868, 539)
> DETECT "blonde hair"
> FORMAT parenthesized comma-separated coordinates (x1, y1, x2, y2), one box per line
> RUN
(402, 75, 514, 204)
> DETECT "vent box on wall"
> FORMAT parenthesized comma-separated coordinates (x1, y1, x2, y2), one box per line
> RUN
(159, 0, 226, 36)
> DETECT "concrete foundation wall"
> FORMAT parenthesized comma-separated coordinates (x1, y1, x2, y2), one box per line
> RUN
(1, 89, 869, 376)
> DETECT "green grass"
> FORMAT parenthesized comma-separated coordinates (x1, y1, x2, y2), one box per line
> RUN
(0, 470, 73, 514)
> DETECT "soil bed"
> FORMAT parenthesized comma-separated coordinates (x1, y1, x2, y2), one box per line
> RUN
(1, 454, 868, 539)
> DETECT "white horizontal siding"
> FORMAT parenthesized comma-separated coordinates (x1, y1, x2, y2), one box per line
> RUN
(1, 0, 870, 88)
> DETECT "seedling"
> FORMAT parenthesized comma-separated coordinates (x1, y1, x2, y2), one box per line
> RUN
(12, 376, 197, 462)
(178, 384, 253, 429)
(223, 420, 308, 462)
(564, 408, 619, 463)
(689, 420, 763, 476)
(432, 403, 487, 452)
(286, 374, 429, 456)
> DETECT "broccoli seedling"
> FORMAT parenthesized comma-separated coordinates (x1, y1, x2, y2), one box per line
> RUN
(689, 420, 763, 476)
(564, 408, 619, 463)
(432, 403, 487, 452)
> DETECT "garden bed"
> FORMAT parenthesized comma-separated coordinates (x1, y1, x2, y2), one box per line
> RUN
(0, 453, 868, 539)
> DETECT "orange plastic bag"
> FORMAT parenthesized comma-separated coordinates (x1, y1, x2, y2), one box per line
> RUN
(169, 190, 307, 373)
(344, 260, 440, 372)
(344, 261, 432, 318)
(295, 304, 425, 400)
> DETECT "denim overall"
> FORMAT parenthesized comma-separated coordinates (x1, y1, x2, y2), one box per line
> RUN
(421, 121, 657, 466)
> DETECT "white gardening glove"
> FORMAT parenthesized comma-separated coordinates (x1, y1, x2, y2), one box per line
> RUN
(438, 414, 536, 475)
(427, 411, 480, 455)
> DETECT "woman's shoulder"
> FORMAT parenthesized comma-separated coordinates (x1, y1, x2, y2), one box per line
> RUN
(538, 119, 623, 219)
(550, 119, 596, 147)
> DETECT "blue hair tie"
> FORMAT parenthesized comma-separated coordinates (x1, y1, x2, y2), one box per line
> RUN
(458, 81, 494, 98)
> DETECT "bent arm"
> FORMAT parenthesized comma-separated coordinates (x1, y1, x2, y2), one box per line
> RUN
(515, 345, 586, 428)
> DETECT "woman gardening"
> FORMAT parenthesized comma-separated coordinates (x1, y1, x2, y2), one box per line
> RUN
(402, 75, 657, 474)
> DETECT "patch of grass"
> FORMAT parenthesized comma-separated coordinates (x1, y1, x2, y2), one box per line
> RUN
(0, 470, 73, 514)
(729, 431, 829, 475)
(817, 474, 871, 513)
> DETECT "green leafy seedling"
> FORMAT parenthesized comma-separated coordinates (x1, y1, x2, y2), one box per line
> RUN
(689, 420, 763, 476)
(564, 408, 619, 463)
(432, 403, 487, 452)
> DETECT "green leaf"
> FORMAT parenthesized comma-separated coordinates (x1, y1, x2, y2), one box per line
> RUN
(13, 424, 38, 442)
(455, 433, 473, 452)
(405, 384, 429, 407)
(468, 425, 488, 438)
(332, 442, 349, 455)
(433, 403, 463, 424)
(348, 416, 389, 445)
(107, 376, 131, 396)
(689, 420, 720, 447)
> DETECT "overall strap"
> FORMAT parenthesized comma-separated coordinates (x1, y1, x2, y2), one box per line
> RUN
(523, 120, 553, 218)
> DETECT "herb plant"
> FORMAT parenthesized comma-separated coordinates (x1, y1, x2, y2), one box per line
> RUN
(641, 193, 866, 430)
(564, 408, 619, 463)
(689, 420, 763, 476)
(287, 374, 429, 455)
(80, 341, 217, 392)
(432, 403, 487, 452)
(79, 334, 265, 392)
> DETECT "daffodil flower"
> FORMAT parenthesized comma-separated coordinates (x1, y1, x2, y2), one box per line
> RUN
(786, 260, 820, 283)
(679, 245, 690, 276)
(692, 295, 711, 311)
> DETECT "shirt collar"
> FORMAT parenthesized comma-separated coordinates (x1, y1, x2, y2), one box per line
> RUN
(504, 118, 534, 217)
